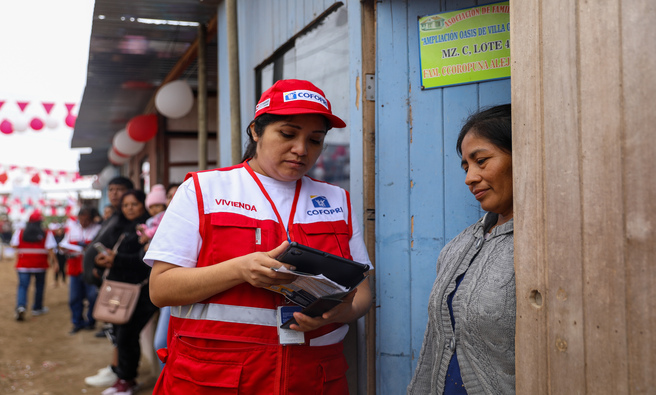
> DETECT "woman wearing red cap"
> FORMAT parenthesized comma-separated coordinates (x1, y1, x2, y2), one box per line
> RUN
(11, 211, 57, 321)
(145, 79, 372, 394)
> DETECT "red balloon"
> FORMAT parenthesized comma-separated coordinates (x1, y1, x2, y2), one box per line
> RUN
(0, 120, 13, 134)
(126, 114, 158, 142)
(30, 118, 45, 131)
(65, 114, 77, 128)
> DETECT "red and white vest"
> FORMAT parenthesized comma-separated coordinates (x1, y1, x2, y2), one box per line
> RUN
(15, 230, 50, 271)
(168, 162, 354, 346)
(61, 222, 101, 276)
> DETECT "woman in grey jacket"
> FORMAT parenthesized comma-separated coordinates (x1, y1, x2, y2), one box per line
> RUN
(408, 104, 514, 395)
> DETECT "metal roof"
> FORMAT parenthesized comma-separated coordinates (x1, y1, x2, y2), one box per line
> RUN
(72, 0, 218, 175)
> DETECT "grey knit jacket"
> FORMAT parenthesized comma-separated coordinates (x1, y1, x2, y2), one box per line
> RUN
(407, 213, 515, 395)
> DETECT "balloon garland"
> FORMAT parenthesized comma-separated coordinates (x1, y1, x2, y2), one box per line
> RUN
(0, 101, 77, 135)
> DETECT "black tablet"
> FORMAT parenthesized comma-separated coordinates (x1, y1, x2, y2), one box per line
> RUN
(276, 242, 369, 289)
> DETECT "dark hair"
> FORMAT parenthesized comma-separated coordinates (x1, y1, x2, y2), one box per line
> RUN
(108, 176, 134, 190)
(456, 104, 511, 156)
(241, 113, 330, 162)
(22, 221, 45, 243)
(104, 189, 150, 249)
(117, 189, 147, 221)
(167, 183, 180, 194)
(77, 206, 96, 219)
(242, 114, 290, 162)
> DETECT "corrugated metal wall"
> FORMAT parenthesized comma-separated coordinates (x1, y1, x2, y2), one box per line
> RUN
(216, 0, 346, 170)
(375, 1, 510, 393)
(216, 0, 367, 217)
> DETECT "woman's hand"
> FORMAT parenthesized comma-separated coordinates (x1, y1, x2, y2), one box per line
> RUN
(237, 241, 298, 288)
(136, 224, 150, 244)
(150, 241, 298, 307)
(288, 278, 372, 332)
(94, 250, 116, 268)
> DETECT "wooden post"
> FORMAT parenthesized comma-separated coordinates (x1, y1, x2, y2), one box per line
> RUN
(197, 23, 208, 171)
(513, 0, 655, 392)
(227, 0, 242, 165)
(361, 2, 377, 395)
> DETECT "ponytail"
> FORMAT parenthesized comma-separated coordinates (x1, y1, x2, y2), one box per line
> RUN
(241, 113, 293, 162)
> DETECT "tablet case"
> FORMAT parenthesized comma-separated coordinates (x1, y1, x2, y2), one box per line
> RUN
(276, 242, 368, 289)
(276, 242, 369, 329)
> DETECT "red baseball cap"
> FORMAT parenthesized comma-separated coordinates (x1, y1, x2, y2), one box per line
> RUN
(254, 79, 346, 129)
(29, 211, 43, 222)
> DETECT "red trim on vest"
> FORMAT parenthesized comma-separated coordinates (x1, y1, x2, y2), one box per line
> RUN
(172, 165, 350, 346)
(243, 161, 300, 240)
(15, 230, 49, 270)
(345, 190, 353, 238)
(190, 172, 205, 238)
(66, 240, 83, 276)
(67, 256, 83, 276)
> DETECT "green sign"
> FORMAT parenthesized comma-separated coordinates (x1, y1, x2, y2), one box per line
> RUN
(419, 2, 510, 89)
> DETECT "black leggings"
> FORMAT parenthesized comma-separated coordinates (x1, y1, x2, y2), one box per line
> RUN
(114, 286, 158, 381)
(54, 254, 67, 282)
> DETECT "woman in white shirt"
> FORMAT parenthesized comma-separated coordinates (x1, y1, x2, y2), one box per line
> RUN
(145, 79, 372, 394)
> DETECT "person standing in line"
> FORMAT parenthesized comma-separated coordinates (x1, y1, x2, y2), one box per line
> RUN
(134, 183, 170, 376)
(83, 176, 133, 388)
(145, 79, 373, 394)
(59, 206, 102, 334)
(407, 104, 515, 395)
(83, 176, 134, 288)
(136, 184, 168, 246)
(11, 210, 57, 321)
(150, 183, 179, 372)
(102, 205, 115, 223)
(51, 223, 68, 287)
(94, 189, 157, 395)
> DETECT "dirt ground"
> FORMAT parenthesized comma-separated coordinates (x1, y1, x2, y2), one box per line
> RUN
(0, 247, 158, 394)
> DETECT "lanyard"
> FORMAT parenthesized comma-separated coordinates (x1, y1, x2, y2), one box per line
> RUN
(244, 162, 302, 242)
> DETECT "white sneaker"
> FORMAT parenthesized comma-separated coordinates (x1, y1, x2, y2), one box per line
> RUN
(15, 306, 26, 321)
(85, 365, 118, 387)
(31, 306, 49, 316)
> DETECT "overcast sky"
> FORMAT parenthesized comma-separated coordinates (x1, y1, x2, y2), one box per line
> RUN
(0, 0, 95, 172)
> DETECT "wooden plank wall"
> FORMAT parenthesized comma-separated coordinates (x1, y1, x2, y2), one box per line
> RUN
(622, 2, 656, 391)
(512, 0, 655, 392)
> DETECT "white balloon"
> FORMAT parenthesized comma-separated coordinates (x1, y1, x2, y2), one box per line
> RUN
(45, 116, 59, 129)
(97, 165, 116, 186)
(14, 117, 29, 132)
(155, 80, 194, 119)
(108, 147, 130, 165)
(112, 128, 145, 156)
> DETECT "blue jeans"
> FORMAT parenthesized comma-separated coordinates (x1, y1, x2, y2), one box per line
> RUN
(69, 274, 98, 328)
(153, 306, 170, 370)
(16, 271, 46, 310)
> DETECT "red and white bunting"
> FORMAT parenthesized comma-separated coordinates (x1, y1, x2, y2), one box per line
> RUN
(0, 100, 79, 134)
